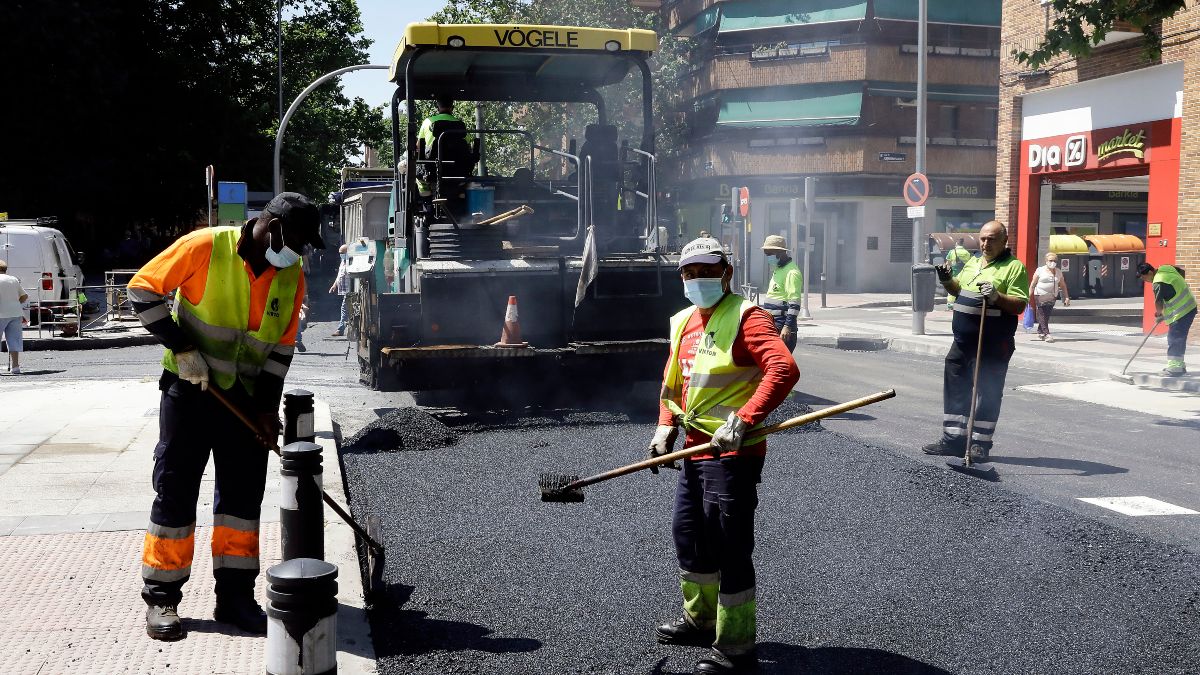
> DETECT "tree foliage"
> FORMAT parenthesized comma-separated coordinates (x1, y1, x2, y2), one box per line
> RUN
(0, 0, 383, 259)
(1015, 0, 1187, 69)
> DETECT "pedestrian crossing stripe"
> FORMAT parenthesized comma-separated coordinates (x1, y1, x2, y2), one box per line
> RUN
(1077, 496, 1198, 516)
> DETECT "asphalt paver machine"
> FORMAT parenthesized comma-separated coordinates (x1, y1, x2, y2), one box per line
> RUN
(353, 22, 682, 402)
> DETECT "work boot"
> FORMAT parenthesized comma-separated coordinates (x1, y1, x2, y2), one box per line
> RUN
(1162, 368, 1185, 377)
(146, 604, 184, 641)
(967, 444, 990, 463)
(656, 617, 715, 646)
(921, 439, 959, 456)
(213, 595, 267, 634)
(694, 649, 758, 674)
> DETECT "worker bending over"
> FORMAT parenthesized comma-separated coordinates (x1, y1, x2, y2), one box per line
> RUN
(759, 234, 803, 351)
(649, 237, 799, 674)
(1138, 262, 1195, 376)
(924, 221, 1028, 464)
(129, 193, 322, 641)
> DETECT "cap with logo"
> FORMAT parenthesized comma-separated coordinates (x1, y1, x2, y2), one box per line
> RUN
(678, 237, 727, 269)
(762, 234, 788, 252)
(265, 192, 325, 249)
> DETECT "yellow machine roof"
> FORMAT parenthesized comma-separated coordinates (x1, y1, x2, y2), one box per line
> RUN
(389, 23, 658, 99)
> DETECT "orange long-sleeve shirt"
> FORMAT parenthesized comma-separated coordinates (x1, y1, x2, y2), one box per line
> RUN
(128, 227, 305, 345)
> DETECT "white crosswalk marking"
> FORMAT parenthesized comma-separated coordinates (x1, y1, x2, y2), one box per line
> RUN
(1077, 496, 1199, 516)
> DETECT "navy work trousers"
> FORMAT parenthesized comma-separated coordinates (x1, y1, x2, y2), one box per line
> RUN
(941, 337, 1014, 452)
(1167, 309, 1195, 359)
(141, 373, 269, 606)
(673, 455, 764, 597)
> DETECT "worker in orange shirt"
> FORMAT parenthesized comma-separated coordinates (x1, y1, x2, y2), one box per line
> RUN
(128, 193, 322, 641)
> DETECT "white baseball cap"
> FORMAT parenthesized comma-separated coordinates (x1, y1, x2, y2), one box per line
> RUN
(678, 237, 727, 269)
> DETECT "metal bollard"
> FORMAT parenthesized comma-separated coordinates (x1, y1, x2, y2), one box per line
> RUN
(280, 441, 324, 561)
(284, 389, 316, 445)
(266, 558, 338, 675)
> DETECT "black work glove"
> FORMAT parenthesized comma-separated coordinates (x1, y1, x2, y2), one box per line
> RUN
(936, 262, 953, 283)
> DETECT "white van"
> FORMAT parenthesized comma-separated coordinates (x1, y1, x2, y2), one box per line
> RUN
(0, 220, 84, 305)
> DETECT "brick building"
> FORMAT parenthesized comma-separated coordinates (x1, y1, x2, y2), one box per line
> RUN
(655, 0, 1002, 292)
(997, 1, 1199, 333)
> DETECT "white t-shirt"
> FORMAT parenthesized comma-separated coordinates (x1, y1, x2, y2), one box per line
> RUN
(1033, 266, 1059, 300)
(0, 274, 26, 318)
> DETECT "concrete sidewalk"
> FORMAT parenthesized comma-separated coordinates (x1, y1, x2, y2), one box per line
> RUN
(0, 379, 375, 673)
(17, 317, 157, 352)
(795, 305, 1199, 393)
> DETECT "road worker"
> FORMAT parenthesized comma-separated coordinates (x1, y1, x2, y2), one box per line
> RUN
(945, 237, 973, 310)
(415, 96, 476, 200)
(129, 192, 322, 641)
(923, 221, 1028, 464)
(648, 236, 799, 674)
(760, 234, 803, 351)
(1138, 262, 1195, 376)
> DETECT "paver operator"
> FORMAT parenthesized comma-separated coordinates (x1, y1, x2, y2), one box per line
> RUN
(1138, 262, 1195, 376)
(648, 237, 800, 674)
(760, 234, 803, 351)
(923, 221, 1028, 464)
(128, 193, 322, 641)
(415, 96, 474, 199)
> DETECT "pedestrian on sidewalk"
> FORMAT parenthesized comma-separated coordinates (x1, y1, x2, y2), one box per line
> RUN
(924, 221, 1029, 464)
(1027, 252, 1070, 342)
(0, 260, 29, 374)
(127, 192, 322, 641)
(648, 237, 799, 674)
(760, 235, 803, 351)
(329, 244, 350, 336)
(1139, 262, 1195, 376)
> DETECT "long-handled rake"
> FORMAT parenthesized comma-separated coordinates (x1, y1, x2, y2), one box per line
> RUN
(539, 389, 896, 503)
(208, 386, 386, 599)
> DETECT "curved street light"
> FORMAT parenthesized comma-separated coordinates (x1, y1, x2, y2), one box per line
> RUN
(273, 63, 390, 194)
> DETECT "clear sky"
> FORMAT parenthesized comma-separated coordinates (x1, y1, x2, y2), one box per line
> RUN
(340, 0, 448, 110)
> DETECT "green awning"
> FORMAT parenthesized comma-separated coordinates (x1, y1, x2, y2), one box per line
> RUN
(873, 0, 1001, 27)
(676, 6, 720, 37)
(866, 81, 998, 103)
(718, 0, 868, 33)
(717, 82, 863, 128)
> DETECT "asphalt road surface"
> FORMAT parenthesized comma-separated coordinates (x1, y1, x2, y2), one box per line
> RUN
(34, 318, 1200, 674)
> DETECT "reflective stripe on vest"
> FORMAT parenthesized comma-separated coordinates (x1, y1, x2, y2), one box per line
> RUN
(1155, 266, 1197, 325)
(161, 227, 300, 393)
(661, 293, 764, 441)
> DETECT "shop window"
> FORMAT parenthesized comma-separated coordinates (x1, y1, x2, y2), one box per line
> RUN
(936, 209, 994, 233)
(890, 206, 912, 263)
(1050, 211, 1099, 236)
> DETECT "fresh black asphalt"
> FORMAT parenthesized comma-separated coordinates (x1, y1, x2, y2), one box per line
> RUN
(340, 398, 1200, 674)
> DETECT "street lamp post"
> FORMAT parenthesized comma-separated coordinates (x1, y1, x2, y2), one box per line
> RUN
(273, 64, 389, 194)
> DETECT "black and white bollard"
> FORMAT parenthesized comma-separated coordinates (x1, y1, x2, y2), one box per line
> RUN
(281, 441, 324, 561)
(266, 558, 338, 675)
(284, 389, 316, 445)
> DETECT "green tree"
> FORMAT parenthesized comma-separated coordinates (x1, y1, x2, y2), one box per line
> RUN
(1015, 0, 1187, 69)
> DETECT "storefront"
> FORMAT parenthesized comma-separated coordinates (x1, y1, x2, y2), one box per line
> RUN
(1014, 62, 1182, 330)
(676, 175, 995, 293)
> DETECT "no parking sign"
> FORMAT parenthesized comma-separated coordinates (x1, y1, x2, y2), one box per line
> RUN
(1121, 256, 1130, 270)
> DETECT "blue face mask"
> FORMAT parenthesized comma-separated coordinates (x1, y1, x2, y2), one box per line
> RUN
(683, 277, 726, 309)
(265, 229, 301, 269)
(766, 254, 779, 267)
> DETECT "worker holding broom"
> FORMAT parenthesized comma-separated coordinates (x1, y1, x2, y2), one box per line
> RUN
(648, 236, 799, 674)
(923, 221, 1028, 464)
(128, 193, 322, 641)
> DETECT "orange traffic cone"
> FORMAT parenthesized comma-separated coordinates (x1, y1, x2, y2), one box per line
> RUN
(495, 295, 530, 348)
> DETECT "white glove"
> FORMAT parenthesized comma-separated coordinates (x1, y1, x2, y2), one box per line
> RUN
(711, 412, 748, 454)
(175, 349, 209, 391)
(978, 281, 999, 304)
(647, 425, 679, 474)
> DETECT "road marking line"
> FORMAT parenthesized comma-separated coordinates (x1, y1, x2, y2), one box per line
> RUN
(1077, 496, 1198, 516)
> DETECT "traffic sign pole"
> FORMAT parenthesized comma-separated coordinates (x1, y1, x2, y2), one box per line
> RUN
(912, 0, 929, 336)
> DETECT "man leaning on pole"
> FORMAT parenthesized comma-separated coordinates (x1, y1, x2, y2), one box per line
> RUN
(128, 193, 323, 641)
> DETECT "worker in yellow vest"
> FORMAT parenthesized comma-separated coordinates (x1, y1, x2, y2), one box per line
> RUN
(128, 193, 323, 641)
(1139, 262, 1196, 376)
(760, 234, 803, 351)
(649, 237, 799, 674)
(415, 96, 475, 199)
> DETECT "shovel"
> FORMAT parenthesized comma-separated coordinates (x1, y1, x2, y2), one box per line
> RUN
(539, 389, 896, 503)
(208, 386, 386, 601)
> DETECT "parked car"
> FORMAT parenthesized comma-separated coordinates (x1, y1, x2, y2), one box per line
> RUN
(0, 220, 84, 320)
